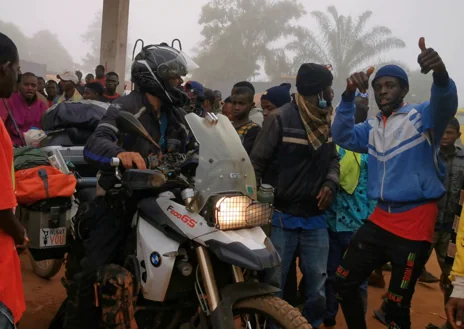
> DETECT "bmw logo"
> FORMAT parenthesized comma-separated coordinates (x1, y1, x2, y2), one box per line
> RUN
(150, 252, 162, 268)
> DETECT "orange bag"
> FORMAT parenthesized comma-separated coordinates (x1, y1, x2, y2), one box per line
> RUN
(15, 165, 77, 205)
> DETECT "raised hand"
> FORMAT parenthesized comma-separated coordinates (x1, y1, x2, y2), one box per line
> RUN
(346, 66, 375, 95)
(418, 37, 446, 74)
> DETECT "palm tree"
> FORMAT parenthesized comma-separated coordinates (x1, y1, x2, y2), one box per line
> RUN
(288, 6, 406, 89)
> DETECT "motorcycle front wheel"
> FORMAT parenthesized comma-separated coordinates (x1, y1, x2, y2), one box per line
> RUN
(28, 252, 63, 279)
(233, 295, 312, 329)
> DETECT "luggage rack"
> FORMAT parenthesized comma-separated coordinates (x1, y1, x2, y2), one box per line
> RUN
(41, 146, 87, 167)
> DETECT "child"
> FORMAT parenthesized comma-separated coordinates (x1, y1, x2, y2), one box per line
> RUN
(231, 86, 261, 154)
(222, 96, 234, 121)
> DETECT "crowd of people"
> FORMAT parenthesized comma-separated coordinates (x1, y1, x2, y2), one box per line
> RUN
(0, 62, 124, 148)
(1, 30, 464, 329)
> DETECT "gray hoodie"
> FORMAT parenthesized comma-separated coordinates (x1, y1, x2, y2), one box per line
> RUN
(249, 107, 264, 127)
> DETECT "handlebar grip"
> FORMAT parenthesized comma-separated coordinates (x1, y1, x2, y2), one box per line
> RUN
(110, 156, 157, 169)
(76, 177, 98, 188)
(110, 157, 121, 167)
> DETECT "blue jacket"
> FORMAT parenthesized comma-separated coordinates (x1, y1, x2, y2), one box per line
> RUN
(332, 75, 458, 212)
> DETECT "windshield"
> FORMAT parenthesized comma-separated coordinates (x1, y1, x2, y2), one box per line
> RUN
(185, 113, 257, 212)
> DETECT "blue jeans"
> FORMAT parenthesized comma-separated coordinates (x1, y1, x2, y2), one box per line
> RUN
(266, 226, 329, 328)
(324, 230, 368, 326)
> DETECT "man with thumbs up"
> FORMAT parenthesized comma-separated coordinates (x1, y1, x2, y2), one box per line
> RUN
(332, 38, 458, 329)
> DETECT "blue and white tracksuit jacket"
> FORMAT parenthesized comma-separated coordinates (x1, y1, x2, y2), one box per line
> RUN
(332, 74, 458, 213)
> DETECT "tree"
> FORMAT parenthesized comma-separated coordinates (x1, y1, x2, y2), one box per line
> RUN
(0, 21, 31, 61)
(29, 30, 75, 73)
(0, 20, 75, 74)
(288, 6, 406, 91)
(81, 11, 102, 73)
(192, 0, 305, 86)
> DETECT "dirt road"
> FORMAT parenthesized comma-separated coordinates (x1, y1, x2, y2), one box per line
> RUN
(21, 252, 447, 329)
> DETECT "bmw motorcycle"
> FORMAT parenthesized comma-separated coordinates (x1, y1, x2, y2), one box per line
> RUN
(65, 112, 311, 329)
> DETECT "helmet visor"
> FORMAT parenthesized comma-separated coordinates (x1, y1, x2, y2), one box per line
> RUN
(141, 45, 199, 80)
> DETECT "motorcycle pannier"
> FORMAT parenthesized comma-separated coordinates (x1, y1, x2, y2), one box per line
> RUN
(16, 198, 72, 261)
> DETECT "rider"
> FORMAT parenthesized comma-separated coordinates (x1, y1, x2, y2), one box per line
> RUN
(63, 43, 196, 329)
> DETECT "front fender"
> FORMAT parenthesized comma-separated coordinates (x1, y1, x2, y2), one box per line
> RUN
(210, 282, 280, 329)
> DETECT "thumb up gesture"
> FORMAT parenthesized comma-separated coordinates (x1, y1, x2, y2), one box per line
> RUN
(418, 37, 446, 74)
(345, 66, 375, 95)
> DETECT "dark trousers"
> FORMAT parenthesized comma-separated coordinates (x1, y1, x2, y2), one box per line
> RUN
(64, 196, 134, 329)
(335, 221, 430, 329)
(0, 302, 15, 329)
(325, 230, 367, 326)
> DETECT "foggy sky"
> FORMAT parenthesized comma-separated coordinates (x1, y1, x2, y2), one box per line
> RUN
(1, 0, 463, 102)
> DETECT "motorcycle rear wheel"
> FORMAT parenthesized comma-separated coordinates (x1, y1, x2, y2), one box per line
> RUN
(233, 295, 312, 329)
(28, 252, 63, 279)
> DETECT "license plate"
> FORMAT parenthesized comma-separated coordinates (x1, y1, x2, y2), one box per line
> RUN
(40, 227, 66, 247)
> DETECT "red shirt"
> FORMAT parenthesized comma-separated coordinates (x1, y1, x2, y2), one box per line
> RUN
(0, 119, 25, 323)
(102, 92, 121, 103)
(370, 202, 438, 242)
(95, 77, 106, 86)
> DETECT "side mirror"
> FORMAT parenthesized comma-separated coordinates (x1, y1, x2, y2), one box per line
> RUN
(115, 111, 161, 151)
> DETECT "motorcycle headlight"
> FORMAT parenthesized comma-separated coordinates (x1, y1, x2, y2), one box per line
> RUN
(214, 196, 272, 230)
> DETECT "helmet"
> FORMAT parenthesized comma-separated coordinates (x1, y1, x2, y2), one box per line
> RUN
(131, 43, 198, 107)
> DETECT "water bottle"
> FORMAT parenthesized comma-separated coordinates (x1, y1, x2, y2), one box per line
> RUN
(257, 184, 274, 204)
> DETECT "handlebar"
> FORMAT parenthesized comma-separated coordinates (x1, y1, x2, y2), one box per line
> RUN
(110, 153, 188, 171)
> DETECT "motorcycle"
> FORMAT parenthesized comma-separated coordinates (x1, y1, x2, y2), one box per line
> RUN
(63, 111, 311, 329)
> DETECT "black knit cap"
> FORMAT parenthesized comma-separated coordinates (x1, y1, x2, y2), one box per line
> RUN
(296, 63, 333, 96)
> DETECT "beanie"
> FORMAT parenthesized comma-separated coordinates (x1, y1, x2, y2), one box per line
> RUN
(372, 65, 409, 87)
(185, 80, 205, 97)
(261, 83, 292, 108)
(296, 63, 333, 96)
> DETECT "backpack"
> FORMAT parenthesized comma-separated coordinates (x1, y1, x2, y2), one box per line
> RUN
(15, 165, 77, 205)
(14, 146, 50, 170)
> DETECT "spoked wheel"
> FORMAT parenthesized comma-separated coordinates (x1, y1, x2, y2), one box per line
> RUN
(233, 296, 312, 329)
(28, 252, 63, 279)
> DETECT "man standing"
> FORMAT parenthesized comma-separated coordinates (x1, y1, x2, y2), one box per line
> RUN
(75, 70, 85, 95)
(202, 88, 216, 114)
(3, 72, 47, 145)
(213, 90, 222, 112)
(0, 32, 27, 329)
(423, 118, 464, 282)
(102, 72, 121, 103)
(56, 71, 82, 104)
(185, 80, 205, 116)
(85, 73, 94, 85)
(83, 82, 104, 101)
(231, 86, 261, 154)
(260, 83, 292, 117)
(251, 63, 340, 328)
(332, 38, 458, 329)
(45, 80, 58, 107)
(222, 96, 234, 121)
(94, 64, 106, 86)
(37, 76, 46, 97)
